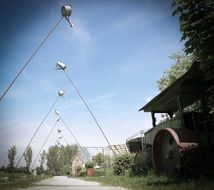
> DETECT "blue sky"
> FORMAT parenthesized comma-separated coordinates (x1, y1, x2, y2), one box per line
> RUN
(0, 0, 184, 167)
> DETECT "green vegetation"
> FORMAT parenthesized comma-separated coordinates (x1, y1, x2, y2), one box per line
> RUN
(0, 173, 51, 190)
(46, 144, 78, 175)
(36, 150, 46, 174)
(113, 153, 134, 175)
(93, 152, 104, 166)
(23, 146, 33, 173)
(85, 160, 95, 168)
(172, 0, 214, 91)
(83, 171, 214, 190)
(80, 152, 214, 190)
(7, 145, 17, 181)
(157, 53, 193, 92)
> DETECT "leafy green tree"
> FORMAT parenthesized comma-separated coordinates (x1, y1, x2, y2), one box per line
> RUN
(46, 144, 78, 175)
(93, 152, 104, 166)
(157, 53, 209, 112)
(23, 146, 33, 173)
(46, 145, 61, 175)
(38, 150, 46, 173)
(172, 0, 214, 91)
(157, 52, 213, 112)
(60, 145, 78, 175)
(157, 53, 193, 91)
(7, 145, 17, 180)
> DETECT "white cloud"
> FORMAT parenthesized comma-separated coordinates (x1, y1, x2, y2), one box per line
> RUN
(114, 9, 166, 31)
(72, 19, 91, 44)
(88, 93, 116, 103)
(115, 12, 143, 30)
(61, 17, 94, 65)
(0, 119, 58, 166)
(63, 18, 92, 47)
(60, 92, 116, 111)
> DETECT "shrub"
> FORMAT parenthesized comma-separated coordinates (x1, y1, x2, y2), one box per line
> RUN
(113, 153, 134, 175)
(176, 145, 203, 179)
(130, 163, 151, 176)
(76, 165, 82, 172)
(85, 161, 95, 168)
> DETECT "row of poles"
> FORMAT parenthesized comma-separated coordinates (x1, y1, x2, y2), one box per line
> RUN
(0, 5, 117, 169)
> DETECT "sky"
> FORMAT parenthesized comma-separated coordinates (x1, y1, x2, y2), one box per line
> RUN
(0, 0, 184, 167)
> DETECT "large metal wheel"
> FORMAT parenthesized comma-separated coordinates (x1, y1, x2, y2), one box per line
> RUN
(152, 128, 199, 176)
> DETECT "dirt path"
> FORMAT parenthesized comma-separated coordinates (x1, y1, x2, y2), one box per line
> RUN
(19, 176, 128, 190)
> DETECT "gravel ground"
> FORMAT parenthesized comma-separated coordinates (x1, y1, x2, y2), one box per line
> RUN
(19, 176, 128, 190)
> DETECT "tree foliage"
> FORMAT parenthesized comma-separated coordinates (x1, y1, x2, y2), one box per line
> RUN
(93, 152, 104, 166)
(8, 145, 17, 173)
(7, 145, 17, 181)
(157, 53, 193, 91)
(23, 146, 33, 172)
(113, 153, 134, 176)
(46, 145, 60, 175)
(46, 144, 78, 175)
(172, 0, 214, 90)
(38, 150, 46, 174)
(157, 52, 214, 112)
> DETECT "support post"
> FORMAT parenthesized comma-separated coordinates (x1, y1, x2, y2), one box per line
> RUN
(176, 95, 185, 128)
(151, 112, 156, 127)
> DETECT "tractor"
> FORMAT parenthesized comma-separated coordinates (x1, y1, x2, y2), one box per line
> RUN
(126, 62, 214, 177)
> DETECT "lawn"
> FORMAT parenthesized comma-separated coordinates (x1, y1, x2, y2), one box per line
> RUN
(0, 173, 51, 190)
(82, 171, 214, 190)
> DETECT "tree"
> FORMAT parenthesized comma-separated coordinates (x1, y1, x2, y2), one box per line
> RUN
(157, 53, 193, 91)
(46, 144, 78, 175)
(60, 144, 78, 175)
(46, 145, 61, 175)
(93, 152, 104, 166)
(157, 53, 209, 112)
(38, 150, 46, 174)
(172, 0, 214, 91)
(23, 146, 33, 173)
(7, 145, 17, 180)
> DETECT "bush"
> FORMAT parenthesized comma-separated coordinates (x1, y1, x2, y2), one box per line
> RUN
(130, 163, 151, 176)
(145, 170, 173, 186)
(79, 170, 87, 177)
(36, 166, 44, 175)
(76, 165, 82, 172)
(85, 161, 95, 168)
(113, 153, 134, 175)
(176, 145, 204, 179)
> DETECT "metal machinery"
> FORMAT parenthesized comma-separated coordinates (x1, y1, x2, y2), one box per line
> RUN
(126, 62, 214, 176)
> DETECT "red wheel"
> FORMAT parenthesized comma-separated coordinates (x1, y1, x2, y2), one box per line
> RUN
(152, 128, 199, 176)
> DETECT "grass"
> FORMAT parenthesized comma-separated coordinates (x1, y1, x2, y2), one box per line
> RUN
(81, 170, 214, 190)
(0, 173, 51, 190)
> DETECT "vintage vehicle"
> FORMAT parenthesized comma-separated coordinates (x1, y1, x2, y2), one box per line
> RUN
(127, 62, 214, 176)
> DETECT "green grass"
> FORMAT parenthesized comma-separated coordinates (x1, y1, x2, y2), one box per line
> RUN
(82, 171, 214, 190)
(0, 174, 51, 190)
